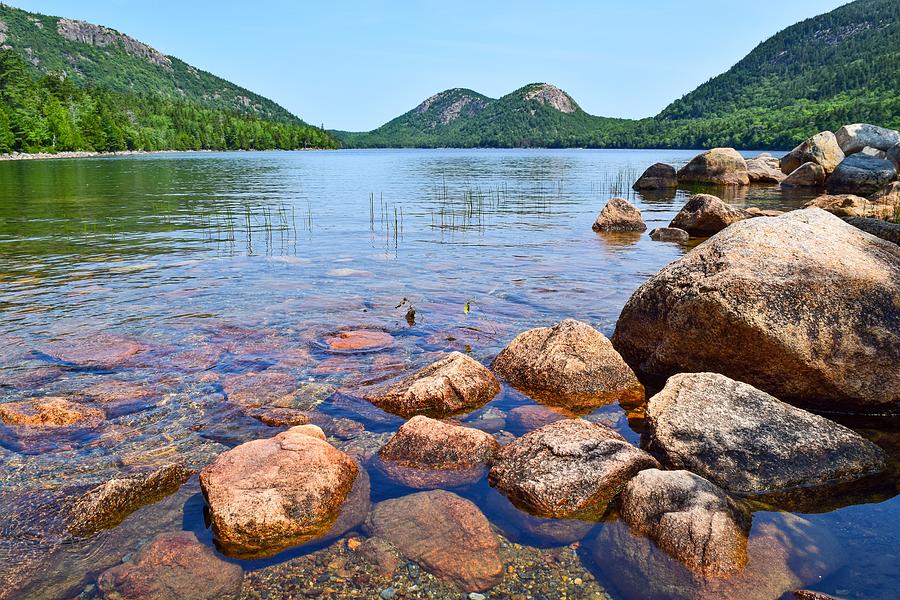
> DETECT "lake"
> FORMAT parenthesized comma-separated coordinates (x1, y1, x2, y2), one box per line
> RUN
(0, 149, 896, 599)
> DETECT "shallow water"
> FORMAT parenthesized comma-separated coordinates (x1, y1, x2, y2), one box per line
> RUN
(0, 149, 896, 599)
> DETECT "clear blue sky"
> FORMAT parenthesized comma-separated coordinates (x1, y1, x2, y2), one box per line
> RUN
(11, 0, 850, 131)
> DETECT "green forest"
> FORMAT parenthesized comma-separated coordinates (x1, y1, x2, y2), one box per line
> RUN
(0, 50, 337, 153)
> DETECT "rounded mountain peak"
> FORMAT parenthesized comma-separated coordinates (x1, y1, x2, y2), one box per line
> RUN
(519, 83, 578, 114)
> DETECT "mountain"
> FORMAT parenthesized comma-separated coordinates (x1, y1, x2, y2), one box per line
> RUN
(339, 0, 899, 149)
(0, 4, 337, 153)
(337, 83, 627, 148)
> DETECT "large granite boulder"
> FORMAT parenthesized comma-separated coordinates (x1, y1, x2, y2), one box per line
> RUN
(364, 352, 499, 418)
(199, 425, 361, 558)
(97, 531, 243, 600)
(803, 193, 895, 220)
(488, 419, 658, 518)
(376, 415, 499, 488)
(643, 373, 886, 496)
(365, 490, 503, 591)
(781, 162, 826, 188)
(826, 154, 897, 196)
(592, 197, 647, 232)
(621, 469, 751, 577)
(668, 194, 751, 236)
(870, 181, 900, 220)
(67, 463, 194, 537)
(592, 512, 842, 600)
(492, 319, 643, 410)
(836, 123, 900, 154)
(612, 209, 900, 413)
(842, 217, 900, 245)
(886, 142, 900, 171)
(780, 131, 844, 175)
(677, 148, 749, 186)
(633, 163, 678, 190)
(745, 154, 786, 183)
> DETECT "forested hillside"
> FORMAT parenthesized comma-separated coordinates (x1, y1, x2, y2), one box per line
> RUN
(0, 4, 337, 153)
(340, 0, 899, 149)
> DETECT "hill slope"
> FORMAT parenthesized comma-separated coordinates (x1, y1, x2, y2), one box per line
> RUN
(339, 0, 899, 149)
(0, 4, 336, 152)
(337, 83, 628, 148)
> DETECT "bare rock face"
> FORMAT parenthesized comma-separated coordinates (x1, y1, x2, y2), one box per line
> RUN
(492, 319, 643, 411)
(746, 154, 787, 183)
(488, 419, 658, 518)
(780, 131, 845, 175)
(677, 148, 750, 186)
(593, 512, 842, 600)
(67, 463, 194, 537)
(364, 352, 499, 418)
(836, 123, 900, 154)
(365, 490, 503, 592)
(633, 163, 678, 190)
(57, 18, 172, 69)
(377, 415, 500, 488)
(643, 373, 886, 496)
(522, 83, 577, 113)
(668, 194, 752, 236)
(826, 154, 898, 196)
(870, 181, 900, 219)
(592, 197, 647, 232)
(96, 531, 243, 600)
(649, 227, 690, 242)
(612, 209, 900, 413)
(781, 162, 826, 187)
(199, 425, 360, 558)
(0, 397, 104, 428)
(621, 469, 751, 577)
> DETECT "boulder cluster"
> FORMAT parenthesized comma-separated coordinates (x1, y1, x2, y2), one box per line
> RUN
(606, 123, 900, 244)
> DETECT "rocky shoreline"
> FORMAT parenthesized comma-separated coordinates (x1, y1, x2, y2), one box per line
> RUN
(1, 125, 898, 599)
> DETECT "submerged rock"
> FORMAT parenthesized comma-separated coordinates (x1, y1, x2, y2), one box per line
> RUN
(621, 469, 751, 577)
(488, 419, 658, 519)
(633, 162, 678, 190)
(324, 329, 394, 352)
(377, 415, 500, 488)
(836, 123, 900, 154)
(781, 162, 826, 187)
(593, 512, 842, 600)
(364, 351, 499, 418)
(780, 131, 844, 175)
(668, 194, 751, 236)
(492, 319, 643, 410)
(365, 490, 503, 591)
(649, 227, 689, 242)
(826, 154, 897, 196)
(40, 335, 145, 369)
(612, 209, 900, 413)
(506, 404, 569, 431)
(643, 373, 886, 496)
(222, 371, 331, 411)
(97, 531, 243, 600)
(592, 197, 647, 232)
(67, 463, 194, 537)
(0, 397, 104, 428)
(676, 148, 749, 186)
(484, 488, 596, 547)
(199, 425, 360, 558)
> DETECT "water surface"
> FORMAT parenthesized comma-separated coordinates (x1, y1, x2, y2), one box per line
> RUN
(0, 149, 896, 599)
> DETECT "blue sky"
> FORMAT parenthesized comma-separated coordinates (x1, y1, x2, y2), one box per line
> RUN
(11, 0, 850, 131)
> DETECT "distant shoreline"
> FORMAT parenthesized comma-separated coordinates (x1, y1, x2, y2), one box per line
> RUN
(0, 148, 331, 162)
